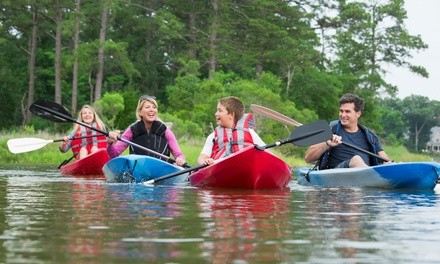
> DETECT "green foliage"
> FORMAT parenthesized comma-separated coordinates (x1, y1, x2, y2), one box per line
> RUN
(23, 125, 35, 134)
(332, 0, 428, 97)
(379, 97, 406, 145)
(113, 89, 143, 130)
(0, 0, 435, 157)
(94, 92, 125, 129)
(289, 68, 342, 121)
(159, 112, 203, 139)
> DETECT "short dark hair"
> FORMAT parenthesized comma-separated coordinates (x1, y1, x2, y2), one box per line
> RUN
(218, 96, 244, 123)
(339, 93, 364, 112)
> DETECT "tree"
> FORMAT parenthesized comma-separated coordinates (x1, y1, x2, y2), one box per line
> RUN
(331, 0, 428, 97)
(94, 0, 110, 101)
(402, 95, 439, 152)
(378, 97, 405, 145)
(71, 0, 82, 114)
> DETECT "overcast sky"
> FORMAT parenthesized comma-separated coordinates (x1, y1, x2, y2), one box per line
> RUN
(386, 0, 440, 101)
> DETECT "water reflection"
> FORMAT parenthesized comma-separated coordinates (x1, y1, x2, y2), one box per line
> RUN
(67, 183, 187, 262)
(67, 181, 108, 257)
(196, 188, 291, 263)
(1, 167, 440, 263)
(297, 186, 440, 262)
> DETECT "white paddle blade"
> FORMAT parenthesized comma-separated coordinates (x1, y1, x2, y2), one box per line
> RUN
(7, 138, 54, 154)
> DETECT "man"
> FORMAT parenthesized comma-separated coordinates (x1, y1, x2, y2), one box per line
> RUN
(305, 93, 391, 169)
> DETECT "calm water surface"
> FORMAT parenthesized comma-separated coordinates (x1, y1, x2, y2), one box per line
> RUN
(0, 165, 439, 263)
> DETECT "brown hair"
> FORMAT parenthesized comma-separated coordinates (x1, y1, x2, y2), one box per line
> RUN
(218, 96, 244, 123)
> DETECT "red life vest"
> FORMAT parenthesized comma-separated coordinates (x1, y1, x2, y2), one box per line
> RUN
(70, 123, 107, 159)
(211, 113, 256, 160)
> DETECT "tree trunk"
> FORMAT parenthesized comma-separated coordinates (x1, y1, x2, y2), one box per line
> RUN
(285, 65, 294, 98)
(188, 0, 196, 59)
(415, 120, 428, 152)
(71, 0, 81, 114)
(25, 4, 39, 125)
(255, 59, 264, 77)
(94, 0, 110, 102)
(208, 0, 219, 80)
(54, 2, 63, 104)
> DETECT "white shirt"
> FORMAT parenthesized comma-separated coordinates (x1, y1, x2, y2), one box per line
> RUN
(200, 129, 265, 156)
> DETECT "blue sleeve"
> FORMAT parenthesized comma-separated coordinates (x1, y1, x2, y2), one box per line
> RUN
(373, 133, 383, 152)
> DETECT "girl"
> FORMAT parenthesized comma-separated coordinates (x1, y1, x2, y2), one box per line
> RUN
(59, 105, 107, 160)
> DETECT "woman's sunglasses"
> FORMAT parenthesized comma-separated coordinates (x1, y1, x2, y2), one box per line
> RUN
(139, 95, 156, 101)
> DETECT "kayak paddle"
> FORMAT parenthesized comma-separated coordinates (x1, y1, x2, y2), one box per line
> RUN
(250, 104, 302, 127)
(255, 119, 332, 149)
(251, 104, 392, 163)
(30, 99, 189, 167)
(144, 119, 332, 185)
(7, 135, 101, 154)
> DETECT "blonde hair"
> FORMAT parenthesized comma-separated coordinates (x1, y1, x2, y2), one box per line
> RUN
(74, 105, 106, 131)
(218, 96, 244, 123)
(136, 96, 159, 120)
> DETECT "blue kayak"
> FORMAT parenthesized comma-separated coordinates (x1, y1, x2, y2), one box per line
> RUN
(296, 162, 440, 190)
(103, 154, 189, 184)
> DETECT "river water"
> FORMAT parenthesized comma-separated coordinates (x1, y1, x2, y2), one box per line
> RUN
(0, 166, 439, 263)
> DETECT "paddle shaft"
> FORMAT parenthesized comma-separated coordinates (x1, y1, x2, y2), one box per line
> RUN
(252, 105, 392, 163)
(55, 134, 103, 142)
(256, 128, 327, 150)
(144, 164, 208, 184)
(146, 120, 332, 184)
(342, 142, 391, 163)
(146, 135, 297, 184)
(32, 103, 184, 166)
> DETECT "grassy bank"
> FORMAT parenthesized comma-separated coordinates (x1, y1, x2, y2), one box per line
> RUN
(0, 132, 434, 168)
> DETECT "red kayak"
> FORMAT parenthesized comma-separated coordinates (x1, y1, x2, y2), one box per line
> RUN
(59, 148, 110, 177)
(189, 146, 291, 189)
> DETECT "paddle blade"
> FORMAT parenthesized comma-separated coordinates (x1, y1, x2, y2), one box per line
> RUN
(30, 99, 73, 123)
(7, 138, 54, 153)
(250, 104, 302, 127)
(289, 120, 332, 147)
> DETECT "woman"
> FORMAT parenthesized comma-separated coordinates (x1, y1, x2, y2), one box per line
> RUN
(59, 105, 108, 160)
(107, 95, 186, 166)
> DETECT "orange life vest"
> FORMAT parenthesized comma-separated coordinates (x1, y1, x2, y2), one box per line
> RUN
(211, 113, 255, 160)
(70, 123, 107, 159)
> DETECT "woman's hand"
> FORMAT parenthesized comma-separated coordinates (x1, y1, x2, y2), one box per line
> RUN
(107, 130, 120, 144)
(175, 157, 186, 167)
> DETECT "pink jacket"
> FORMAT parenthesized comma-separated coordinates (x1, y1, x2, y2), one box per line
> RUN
(107, 127, 185, 160)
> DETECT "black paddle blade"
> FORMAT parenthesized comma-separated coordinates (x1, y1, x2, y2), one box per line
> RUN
(30, 99, 73, 123)
(288, 120, 332, 147)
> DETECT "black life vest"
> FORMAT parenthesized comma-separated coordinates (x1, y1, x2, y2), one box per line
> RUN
(129, 120, 170, 158)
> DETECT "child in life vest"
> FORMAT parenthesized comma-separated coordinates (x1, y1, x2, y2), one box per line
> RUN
(197, 96, 265, 165)
(59, 105, 107, 160)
